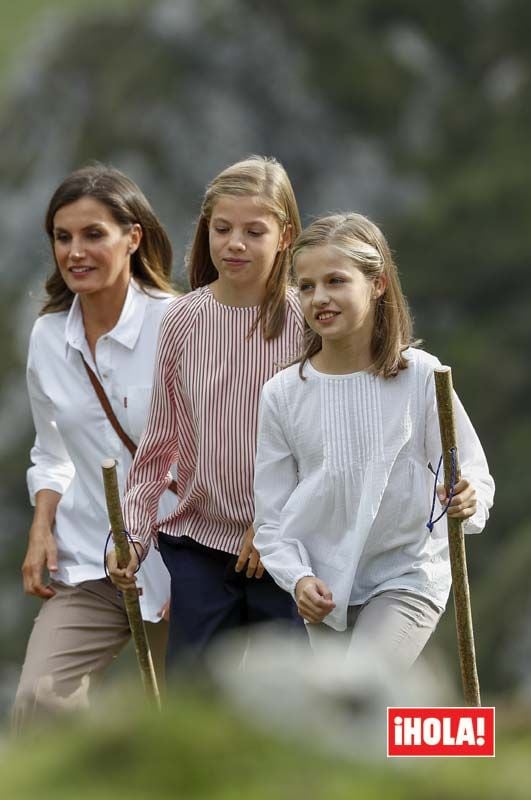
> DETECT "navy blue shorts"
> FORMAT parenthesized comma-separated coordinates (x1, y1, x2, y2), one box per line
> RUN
(158, 533, 303, 669)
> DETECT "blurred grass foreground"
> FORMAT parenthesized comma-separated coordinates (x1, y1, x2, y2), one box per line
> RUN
(1, 682, 530, 800)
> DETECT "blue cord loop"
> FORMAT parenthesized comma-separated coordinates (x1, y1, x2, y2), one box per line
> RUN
(103, 530, 143, 577)
(426, 448, 457, 532)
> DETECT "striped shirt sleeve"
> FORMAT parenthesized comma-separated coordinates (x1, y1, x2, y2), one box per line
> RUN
(122, 298, 185, 551)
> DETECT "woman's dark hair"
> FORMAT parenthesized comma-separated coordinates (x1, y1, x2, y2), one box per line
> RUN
(41, 164, 174, 314)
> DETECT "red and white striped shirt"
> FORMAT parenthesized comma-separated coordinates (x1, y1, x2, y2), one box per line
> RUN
(123, 284, 303, 555)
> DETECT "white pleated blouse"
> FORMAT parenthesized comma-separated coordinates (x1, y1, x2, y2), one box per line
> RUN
(253, 348, 495, 631)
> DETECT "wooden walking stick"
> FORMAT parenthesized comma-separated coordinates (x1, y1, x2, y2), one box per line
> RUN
(101, 458, 161, 709)
(434, 367, 481, 707)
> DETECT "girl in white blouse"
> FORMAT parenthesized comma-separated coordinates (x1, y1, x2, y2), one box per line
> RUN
(14, 165, 177, 728)
(253, 213, 494, 668)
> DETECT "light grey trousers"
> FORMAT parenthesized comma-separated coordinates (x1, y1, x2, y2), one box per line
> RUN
(12, 578, 167, 732)
(306, 590, 443, 670)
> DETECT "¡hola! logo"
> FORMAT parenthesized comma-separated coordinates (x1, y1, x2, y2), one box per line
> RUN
(387, 707, 495, 757)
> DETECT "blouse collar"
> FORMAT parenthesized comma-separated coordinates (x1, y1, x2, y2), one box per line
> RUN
(64, 278, 149, 358)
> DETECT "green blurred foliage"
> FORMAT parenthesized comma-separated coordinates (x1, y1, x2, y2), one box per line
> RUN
(1, 687, 530, 799)
(0, 0, 137, 94)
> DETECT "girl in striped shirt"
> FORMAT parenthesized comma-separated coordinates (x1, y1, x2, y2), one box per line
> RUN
(108, 156, 305, 666)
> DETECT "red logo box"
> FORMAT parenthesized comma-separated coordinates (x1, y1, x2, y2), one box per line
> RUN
(387, 707, 495, 757)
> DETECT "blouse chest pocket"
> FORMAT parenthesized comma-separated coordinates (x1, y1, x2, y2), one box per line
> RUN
(125, 385, 153, 443)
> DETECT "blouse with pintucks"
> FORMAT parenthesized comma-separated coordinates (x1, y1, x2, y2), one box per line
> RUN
(254, 348, 495, 631)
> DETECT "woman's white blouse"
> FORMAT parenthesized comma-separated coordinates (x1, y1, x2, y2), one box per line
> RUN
(253, 348, 495, 631)
(26, 280, 176, 622)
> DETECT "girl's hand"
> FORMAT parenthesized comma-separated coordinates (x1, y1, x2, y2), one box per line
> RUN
(437, 478, 477, 519)
(106, 543, 142, 591)
(235, 525, 265, 579)
(21, 522, 58, 598)
(295, 577, 335, 623)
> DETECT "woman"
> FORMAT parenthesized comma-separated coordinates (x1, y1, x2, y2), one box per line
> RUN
(14, 165, 177, 728)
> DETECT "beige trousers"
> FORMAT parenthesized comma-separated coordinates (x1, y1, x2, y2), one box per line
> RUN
(306, 589, 442, 670)
(12, 578, 167, 731)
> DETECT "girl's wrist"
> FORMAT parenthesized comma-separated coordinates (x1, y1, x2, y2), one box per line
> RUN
(129, 539, 145, 563)
(295, 575, 315, 599)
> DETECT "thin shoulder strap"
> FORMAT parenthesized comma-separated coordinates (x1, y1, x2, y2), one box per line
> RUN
(80, 353, 178, 496)
(80, 353, 137, 457)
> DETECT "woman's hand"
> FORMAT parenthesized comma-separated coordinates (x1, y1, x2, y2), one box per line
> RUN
(158, 599, 170, 622)
(235, 525, 265, 579)
(21, 521, 58, 598)
(106, 543, 142, 591)
(437, 478, 477, 519)
(295, 576, 335, 623)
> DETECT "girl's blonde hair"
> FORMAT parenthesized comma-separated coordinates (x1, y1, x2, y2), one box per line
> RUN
(41, 164, 174, 315)
(292, 213, 416, 378)
(187, 155, 302, 340)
